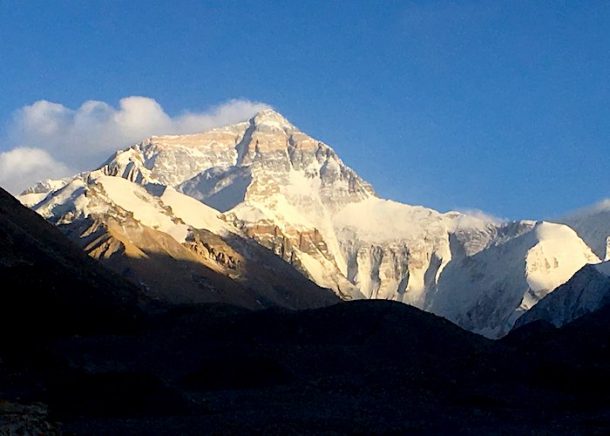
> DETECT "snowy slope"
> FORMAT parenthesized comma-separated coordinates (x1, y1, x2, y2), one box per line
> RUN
(159, 186, 231, 235)
(514, 261, 610, 330)
(35, 174, 191, 243)
(333, 198, 451, 305)
(428, 221, 599, 337)
(332, 203, 508, 308)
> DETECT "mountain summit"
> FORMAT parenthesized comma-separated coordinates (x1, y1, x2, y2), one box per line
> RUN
(21, 109, 600, 337)
(251, 108, 296, 130)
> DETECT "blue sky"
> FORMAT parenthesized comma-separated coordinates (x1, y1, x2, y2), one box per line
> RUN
(1, 0, 609, 219)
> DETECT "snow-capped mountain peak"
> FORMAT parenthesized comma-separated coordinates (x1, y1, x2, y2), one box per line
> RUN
(251, 108, 296, 131)
(19, 108, 604, 338)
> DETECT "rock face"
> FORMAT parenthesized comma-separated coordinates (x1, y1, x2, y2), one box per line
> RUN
(21, 109, 600, 336)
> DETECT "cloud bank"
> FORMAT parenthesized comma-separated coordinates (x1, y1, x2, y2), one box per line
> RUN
(1, 97, 269, 194)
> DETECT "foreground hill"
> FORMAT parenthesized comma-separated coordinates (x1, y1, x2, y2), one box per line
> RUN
(4, 298, 610, 434)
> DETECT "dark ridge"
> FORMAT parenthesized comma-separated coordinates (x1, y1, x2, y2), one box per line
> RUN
(501, 319, 558, 347)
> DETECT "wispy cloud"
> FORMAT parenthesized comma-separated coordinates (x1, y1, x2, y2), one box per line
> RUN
(455, 208, 507, 225)
(1, 97, 269, 194)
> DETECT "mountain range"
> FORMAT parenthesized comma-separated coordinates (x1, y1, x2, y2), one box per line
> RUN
(18, 108, 610, 337)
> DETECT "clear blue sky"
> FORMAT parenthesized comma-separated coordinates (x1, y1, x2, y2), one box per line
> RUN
(1, 0, 609, 219)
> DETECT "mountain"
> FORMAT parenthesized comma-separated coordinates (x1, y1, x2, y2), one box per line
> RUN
(0, 186, 142, 341)
(20, 109, 598, 336)
(507, 201, 610, 331)
(513, 261, 610, 329)
(428, 221, 599, 337)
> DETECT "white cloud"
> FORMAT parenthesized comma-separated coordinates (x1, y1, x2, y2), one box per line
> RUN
(1, 97, 269, 194)
(0, 147, 72, 194)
